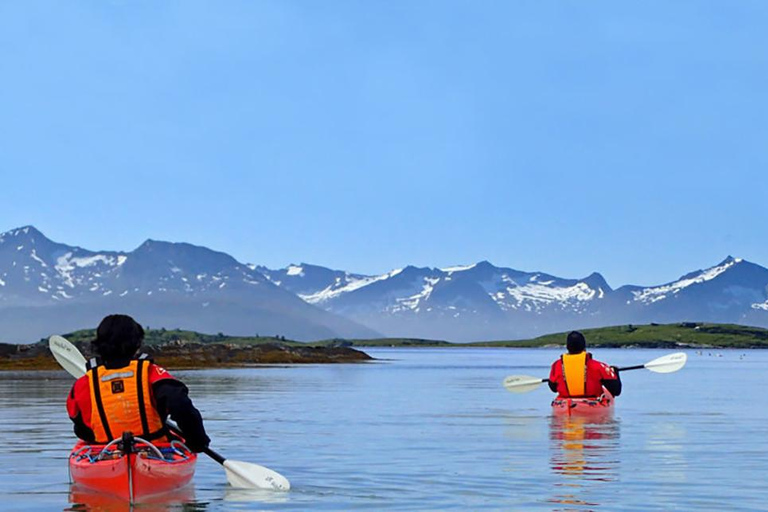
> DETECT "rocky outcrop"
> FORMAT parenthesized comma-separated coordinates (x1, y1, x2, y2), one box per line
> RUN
(0, 339, 372, 371)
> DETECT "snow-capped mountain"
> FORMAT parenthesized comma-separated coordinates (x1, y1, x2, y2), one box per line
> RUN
(3, 225, 768, 343)
(254, 263, 373, 303)
(0, 227, 378, 343)
(609, 256, 768, 325)
(260, 261, 614, 340)
(261, 257, 768, 341)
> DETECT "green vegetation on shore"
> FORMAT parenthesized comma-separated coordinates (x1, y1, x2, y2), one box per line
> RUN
(60, 328, 317, 348)
(341, 323, 768, 349)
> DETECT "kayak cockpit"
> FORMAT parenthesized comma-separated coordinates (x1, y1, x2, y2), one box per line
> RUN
(69, 432, 197, 503)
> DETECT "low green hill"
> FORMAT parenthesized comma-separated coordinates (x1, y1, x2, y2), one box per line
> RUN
(337, 323, 768, 349)
(463, 322, 768, 348)
(475, 322, 768, 348)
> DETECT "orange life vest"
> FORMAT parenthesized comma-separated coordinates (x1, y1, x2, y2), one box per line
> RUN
(86, 355, 165, 443)
(561, 352, 589, 397)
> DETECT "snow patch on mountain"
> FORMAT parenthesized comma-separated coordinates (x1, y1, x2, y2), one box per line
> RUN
(632, 258, 742, 304)
(499, 281, 601, 311)
(286, 265, 304, 276)
(30, 250, 47, 267)
(301, 268, 404, 304)
(390, 277, 440, 313)
(54, 253, 121, 289)
(441, 263, 477, 273)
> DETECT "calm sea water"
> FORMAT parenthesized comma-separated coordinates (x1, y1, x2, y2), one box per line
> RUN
(0, 347, 765, 511)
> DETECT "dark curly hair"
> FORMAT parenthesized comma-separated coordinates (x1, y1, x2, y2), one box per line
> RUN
(91, 314, 145, 361)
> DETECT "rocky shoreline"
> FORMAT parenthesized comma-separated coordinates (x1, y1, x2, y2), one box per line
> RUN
(0, 339, 373, 371)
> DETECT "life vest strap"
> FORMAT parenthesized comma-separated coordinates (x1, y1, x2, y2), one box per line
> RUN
(89, 366, 113, 441)
(137, 359, 150, 436)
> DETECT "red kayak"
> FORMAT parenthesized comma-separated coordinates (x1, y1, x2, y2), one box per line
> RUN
(69, 434, 197, 502)
(551, 388, 614, 416)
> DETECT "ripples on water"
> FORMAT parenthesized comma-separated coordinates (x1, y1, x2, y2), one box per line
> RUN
(0, 348, 766, 510)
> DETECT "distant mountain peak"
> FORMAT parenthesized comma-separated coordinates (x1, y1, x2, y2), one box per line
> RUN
(631, 256, 746, 305)
(719, 255, 742, 265)
(582, 272, 611, 292)
(0, 225, 46, 241)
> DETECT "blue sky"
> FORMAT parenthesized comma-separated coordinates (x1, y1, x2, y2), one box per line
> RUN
(0, 1, 766, 287)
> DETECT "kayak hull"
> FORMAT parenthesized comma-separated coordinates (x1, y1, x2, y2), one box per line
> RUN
(551, 389, 615, 416)
(69, 441, 197, 502)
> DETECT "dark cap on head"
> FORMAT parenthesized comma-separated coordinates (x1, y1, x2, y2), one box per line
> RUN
(566, 331, 586, 354)
(91, 314, 145, 361)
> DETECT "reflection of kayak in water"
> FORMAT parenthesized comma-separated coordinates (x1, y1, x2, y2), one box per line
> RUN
(69, 484, 195, 512)
(551, 388, 614, 416)
(549, 411, 620, 482)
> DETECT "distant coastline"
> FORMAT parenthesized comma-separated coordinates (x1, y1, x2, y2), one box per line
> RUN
(345, 322, 768, 349)
(1, 322, 765, 371)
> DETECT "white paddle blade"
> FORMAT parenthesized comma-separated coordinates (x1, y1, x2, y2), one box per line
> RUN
(503, 375, 545, 393)
(49, 335, 87, 378)
(223, 460, 291, 491)
(644, 352, 687, 374)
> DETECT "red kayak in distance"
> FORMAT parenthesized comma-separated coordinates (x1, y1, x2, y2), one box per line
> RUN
(551, 388, 615, 416)
(69, 434, 197, 503)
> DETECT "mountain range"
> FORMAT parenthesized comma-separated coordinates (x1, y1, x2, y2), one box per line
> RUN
(259, 257, 768, 341)
(0, 226, 376, 343)
(2, 226, 768, 343)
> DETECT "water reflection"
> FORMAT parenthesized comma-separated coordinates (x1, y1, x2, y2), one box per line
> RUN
(67, 484, 199, 511)
(548, 413, 620, 510)
(223, 487, 290, 505)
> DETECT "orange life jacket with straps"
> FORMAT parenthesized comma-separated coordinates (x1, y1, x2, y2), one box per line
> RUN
(86, 355, 166, 444)
(561, 351, 590, 397)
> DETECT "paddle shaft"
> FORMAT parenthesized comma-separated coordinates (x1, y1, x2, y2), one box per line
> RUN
(165, 422, 226, 465)
(616, 364, 644, 372)
(540, 364, 638, 386)
(548, 362, 659, 383)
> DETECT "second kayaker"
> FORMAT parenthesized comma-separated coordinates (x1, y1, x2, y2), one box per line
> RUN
(548, 331, 622, 398)
(66, 314, 211, 452)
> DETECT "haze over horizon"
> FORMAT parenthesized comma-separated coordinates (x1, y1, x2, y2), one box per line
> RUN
(1, 1, 766, 288)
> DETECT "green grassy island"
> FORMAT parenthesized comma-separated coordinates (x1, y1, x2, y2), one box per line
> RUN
(341, 322, 768, 349)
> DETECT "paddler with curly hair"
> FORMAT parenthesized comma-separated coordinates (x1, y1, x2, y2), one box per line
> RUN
(66, 314, 210, 452)
(548, 331, 622, 399)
